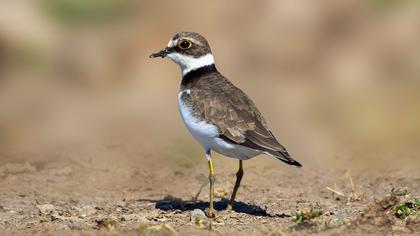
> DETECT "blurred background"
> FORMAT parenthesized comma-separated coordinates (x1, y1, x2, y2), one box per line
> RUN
(1, 0, 419, 174)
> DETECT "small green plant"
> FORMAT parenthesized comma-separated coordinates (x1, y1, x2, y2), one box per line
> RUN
(391, 187, 409, 196)
(396, 203, 412, 219)
(292, 208, 323, 224)
(395, 199, 419, 219)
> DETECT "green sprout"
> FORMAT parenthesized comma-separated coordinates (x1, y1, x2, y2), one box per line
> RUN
(395, 199, 419, 219)
(292, 208, 323, 224)
(391, 187, 409, 196)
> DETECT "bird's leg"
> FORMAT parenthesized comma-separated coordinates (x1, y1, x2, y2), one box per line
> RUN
(204, 149, 216, 218)
(226, 160, 243, 211)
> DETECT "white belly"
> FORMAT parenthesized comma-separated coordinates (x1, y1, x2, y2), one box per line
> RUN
(178, 90, 261, 160)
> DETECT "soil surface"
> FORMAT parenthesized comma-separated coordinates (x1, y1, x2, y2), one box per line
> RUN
(0, 145, 418, 235)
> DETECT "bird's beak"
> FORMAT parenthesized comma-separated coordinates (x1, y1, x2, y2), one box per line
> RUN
(149, 47, 170, 58)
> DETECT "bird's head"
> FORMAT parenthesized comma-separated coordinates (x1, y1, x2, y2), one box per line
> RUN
(150, 32, 214, 75)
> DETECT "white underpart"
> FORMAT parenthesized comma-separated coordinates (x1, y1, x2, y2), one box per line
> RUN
(178, 90, 261, 160)
(167, 53, 215, 76)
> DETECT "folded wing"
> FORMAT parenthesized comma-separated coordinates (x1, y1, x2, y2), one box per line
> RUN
(190, 78, 301, 167)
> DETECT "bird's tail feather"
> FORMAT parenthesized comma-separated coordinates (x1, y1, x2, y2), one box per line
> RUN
(267, 150, 302, 167)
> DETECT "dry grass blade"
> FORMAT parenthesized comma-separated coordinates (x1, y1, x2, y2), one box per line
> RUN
(326, 186, 345, 196)
(346, 170, 362, 202)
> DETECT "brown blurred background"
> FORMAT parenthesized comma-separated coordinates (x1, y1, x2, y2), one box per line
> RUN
(1, 0, 419, 173)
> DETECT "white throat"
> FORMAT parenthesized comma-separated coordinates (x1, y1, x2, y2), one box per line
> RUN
(167, 53, 214, 76)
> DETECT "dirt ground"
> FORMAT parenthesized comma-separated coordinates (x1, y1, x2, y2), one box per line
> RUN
(0, 143, 418, 236)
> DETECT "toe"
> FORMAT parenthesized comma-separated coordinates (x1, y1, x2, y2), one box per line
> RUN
(225, 203, 233, 211)
(204, 208, 216, 218)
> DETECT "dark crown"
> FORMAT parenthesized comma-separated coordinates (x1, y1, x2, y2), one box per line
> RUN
(170, 32, 212, 58)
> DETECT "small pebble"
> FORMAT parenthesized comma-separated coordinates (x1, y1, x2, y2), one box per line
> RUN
(191, 209, 206, 224)
(36, 204, 55, 215)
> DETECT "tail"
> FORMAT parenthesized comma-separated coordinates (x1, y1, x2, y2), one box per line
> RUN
(267, 150, 302, 168)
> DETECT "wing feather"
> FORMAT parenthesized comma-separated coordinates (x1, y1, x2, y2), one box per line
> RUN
(190, 76, 287, 154)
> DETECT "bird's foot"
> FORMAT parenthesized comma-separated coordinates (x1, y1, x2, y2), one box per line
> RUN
(225, 203, 233, 211)
(204, 207, 217, 218)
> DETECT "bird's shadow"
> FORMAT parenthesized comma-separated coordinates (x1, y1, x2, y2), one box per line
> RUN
(138, 195, 290, 218)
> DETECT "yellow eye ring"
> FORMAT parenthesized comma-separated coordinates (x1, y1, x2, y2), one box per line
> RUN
(178, 40, 192, 49)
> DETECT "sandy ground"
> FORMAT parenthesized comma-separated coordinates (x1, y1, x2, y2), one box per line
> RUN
(0, 143, 418, 236)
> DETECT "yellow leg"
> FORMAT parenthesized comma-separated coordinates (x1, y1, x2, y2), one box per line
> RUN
(204, 150, 216, 218)
(208, 159, 215, 210)
(226, 160, 243, 210)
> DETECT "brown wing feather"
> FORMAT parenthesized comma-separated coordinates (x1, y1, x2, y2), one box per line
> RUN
(181, 67, 301, 167)
(190, 75, 287, 154)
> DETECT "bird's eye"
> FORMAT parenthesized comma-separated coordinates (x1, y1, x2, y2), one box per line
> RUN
(178, 40, 192, 49)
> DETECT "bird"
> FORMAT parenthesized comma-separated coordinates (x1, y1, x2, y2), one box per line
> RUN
(150, 32, 302, 218)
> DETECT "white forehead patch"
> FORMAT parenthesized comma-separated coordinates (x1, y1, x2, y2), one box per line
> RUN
(166, 53, 214, 76)
(167, 38, 178, 47)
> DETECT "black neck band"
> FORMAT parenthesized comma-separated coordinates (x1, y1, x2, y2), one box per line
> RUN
(181, 64, 217, 86)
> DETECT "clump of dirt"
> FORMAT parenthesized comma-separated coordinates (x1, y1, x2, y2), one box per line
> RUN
(350, 194, 419, 234)
(355, 194, 399, 226)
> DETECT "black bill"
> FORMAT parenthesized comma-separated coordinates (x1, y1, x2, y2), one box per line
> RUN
(149, 47, 171, 58)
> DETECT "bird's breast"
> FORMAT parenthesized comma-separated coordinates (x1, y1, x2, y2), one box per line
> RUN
(177, 90, 261, 160)
(178, 90, 219, 149)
